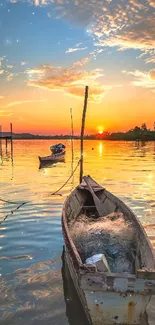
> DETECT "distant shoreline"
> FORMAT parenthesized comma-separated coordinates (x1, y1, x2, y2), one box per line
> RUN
(1, 125, 155, 141)
(1, 136, 155, 142)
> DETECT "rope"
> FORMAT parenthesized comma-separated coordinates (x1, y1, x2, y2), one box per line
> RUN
(63, 138, 69, 146)
(0, 198, 29, 205)
(0, 201, 27, 225)
(51, 159, 81, 196)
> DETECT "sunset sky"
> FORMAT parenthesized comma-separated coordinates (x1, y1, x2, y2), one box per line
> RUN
(0, 0, 155, 135)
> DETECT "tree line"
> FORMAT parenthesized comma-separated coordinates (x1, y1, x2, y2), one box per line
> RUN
(98, 123, 155, 141)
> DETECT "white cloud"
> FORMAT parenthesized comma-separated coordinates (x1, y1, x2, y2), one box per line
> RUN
(21, 61, 28, 66)
(9, 0, 155, 62)
(6, 73, 14, 81)
(25, 68, 45, 75)
(122, 69, 155, 89)
(7, 65, 14, 69)
(65, 47, 87, 53)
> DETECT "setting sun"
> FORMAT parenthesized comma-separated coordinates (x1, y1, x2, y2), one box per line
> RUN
(97, 126, 104, 135)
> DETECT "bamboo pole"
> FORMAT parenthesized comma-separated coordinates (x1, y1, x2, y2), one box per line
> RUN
(6, 138, 8, 153)
(0, 125, 2, 158)
(10, 123, 13, 164)
(70, 107, 74, 168)
(10, 123, 13, 138)
(79, 86, 89, 184)
(70, 107, 74, 189)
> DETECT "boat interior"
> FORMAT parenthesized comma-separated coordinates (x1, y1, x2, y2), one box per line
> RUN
(65, 176, 155, 275)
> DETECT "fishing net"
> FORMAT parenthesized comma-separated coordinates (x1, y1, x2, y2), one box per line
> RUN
(69, 212, 136, 274)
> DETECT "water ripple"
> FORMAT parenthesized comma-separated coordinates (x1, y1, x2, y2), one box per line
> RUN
(0, 140, 155, 325)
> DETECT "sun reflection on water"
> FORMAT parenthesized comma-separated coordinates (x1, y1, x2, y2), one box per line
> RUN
(99, 141, 103, 157)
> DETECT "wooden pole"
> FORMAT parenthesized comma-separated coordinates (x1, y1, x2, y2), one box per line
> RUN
(6, 138, 8, 152)
(0, 125, 2, 156)
(70, 107, 74, 189)
(79, 86, 89, 184)
(10, 123, 13, 163)
(70, 108, 74, 169)
(10, 123, 13, 138)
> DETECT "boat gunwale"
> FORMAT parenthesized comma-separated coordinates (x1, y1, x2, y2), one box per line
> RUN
(62, 194, 83, 270)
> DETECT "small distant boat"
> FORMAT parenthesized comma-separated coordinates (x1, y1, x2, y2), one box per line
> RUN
(38, 143, 66, 164)
(39, 151, 65, 163)
(62, 175, 155, 325)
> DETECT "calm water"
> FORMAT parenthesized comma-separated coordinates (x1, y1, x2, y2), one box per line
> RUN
(0, 140, 155, 325)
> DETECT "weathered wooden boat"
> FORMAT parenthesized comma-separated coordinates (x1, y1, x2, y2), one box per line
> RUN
(62, 175, 155, 325)
(38, 150, 65, 164)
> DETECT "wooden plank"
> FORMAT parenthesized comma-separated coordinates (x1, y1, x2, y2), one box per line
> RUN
(83, 176, 106, 216)
(136, 270, 155, 280)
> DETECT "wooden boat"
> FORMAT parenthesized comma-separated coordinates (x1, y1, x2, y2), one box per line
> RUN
(39, 143, 66, 164)
(38, 150, 65, 164)
(62, 175, 155, 325)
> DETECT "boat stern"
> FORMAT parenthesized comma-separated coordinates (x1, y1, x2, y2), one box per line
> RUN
(80, 272, 155, 325)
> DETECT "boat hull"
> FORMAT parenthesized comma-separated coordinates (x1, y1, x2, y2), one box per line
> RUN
(64, 247, 152, 325)
(81, 290, 150, 325)
(38, 151, 65, 163)
(62, 176, 155, 325)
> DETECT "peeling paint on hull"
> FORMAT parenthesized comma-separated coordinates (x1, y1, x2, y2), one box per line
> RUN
(83, 290, 150, 325)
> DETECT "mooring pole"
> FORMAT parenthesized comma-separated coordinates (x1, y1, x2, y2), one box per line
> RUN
(6, 138, 8, 153)
(10, 123, 13, 163)
(70, 108, 74, 169)
(0, 125, 2, 156)
(70, 107, 74, 189)
(10, 123, 13, 138)
(79, 86, 89, 184)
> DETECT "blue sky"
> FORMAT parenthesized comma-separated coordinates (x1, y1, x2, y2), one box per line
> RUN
(0, 0, 154, 134)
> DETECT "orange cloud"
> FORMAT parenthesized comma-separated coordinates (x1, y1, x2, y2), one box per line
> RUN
(28, 59, 105, 102)
(5, 99, 47, 108)
(149, 69, 155, 80)
(67, 85, 104, 102)
(0, 110, 13, 117)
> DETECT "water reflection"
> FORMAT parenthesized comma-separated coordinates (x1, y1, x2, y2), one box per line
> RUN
(0, 260, 68, 325)
(0, 141, 14, 180)
(0, 140, 155, 325)
(98, 141, 103, 157)
(39, 159, 65, 170)
(61, 248, 89, 325)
